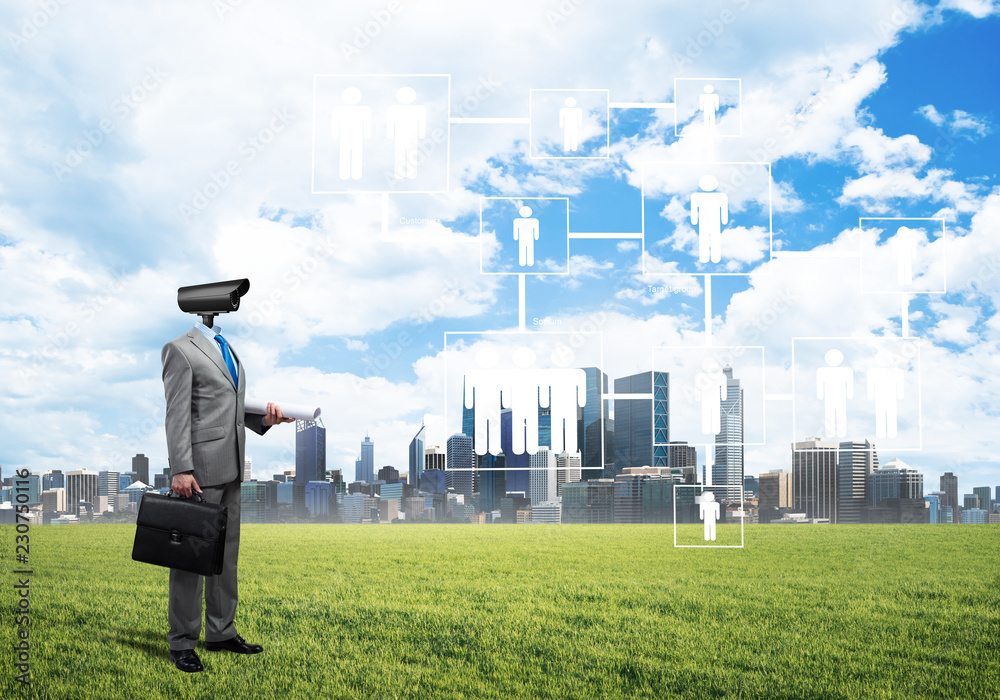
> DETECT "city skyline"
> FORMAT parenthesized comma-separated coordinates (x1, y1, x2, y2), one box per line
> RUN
(2, 3, 999, 513)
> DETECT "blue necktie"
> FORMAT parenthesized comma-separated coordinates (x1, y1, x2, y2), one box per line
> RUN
(214, 334, 239, 388)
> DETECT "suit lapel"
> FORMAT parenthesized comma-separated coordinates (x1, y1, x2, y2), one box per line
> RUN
(230, 345, 245, 393)
(187, 329, 237, 391)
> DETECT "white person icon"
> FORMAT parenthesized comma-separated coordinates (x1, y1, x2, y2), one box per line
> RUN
(699, 84, 720, 131)
(816, 349, 854, 439)
(386, 86, 427, 180)
(513, 206, 540, 267)
(331, 87, 371, 180)
(699, 491, 721, 541)
(889, 226, 923, 286)
(695, 358, 729, 436)
(559, 97, 583, 152)
(866, 351, 905, 439)
(463, 345, 587, 457)
(464, 347, 504, 456)
(690, 175, 729, 264)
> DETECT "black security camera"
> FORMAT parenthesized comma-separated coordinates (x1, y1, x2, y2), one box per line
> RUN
(177, 278, 250, 327)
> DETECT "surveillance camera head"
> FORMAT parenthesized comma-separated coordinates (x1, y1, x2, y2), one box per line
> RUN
(177, 278, 250, 327)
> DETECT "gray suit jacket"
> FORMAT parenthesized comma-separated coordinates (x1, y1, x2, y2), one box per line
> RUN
(162, 328, 270, 487)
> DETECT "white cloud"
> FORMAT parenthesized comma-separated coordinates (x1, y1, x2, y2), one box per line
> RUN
(917, 104, 991, 138)
(927, 300, 980, 346)
(0, 0, 997, 486)
(937, 0, 1000, 18)
(950, 110, 991, 137)
(840, 127, 932, 172)
(916, 104, 946, 126)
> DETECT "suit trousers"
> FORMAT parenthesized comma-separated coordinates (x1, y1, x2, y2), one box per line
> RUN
(168, 478, 242, 650)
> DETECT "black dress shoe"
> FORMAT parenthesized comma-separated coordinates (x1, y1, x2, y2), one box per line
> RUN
(169, 648, 204, 673)
(204, 634, 263, 654)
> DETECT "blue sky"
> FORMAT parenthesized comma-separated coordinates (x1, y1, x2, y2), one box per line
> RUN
(1, 0, 999, 497)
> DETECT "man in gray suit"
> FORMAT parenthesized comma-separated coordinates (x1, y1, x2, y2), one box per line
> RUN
(162, 319, 293, 673)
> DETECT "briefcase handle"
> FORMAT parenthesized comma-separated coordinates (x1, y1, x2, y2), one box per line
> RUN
(165, 489, 206, 503)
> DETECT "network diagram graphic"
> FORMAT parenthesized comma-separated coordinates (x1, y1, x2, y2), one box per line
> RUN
(312, 73, 944, 547)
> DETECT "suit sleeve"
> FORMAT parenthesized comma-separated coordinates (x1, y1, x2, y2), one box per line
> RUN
(162, 342, 196, 475)
(245, 410, 271, 437)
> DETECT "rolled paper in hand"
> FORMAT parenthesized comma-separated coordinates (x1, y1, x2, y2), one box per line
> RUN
(245, 399, 321, 421)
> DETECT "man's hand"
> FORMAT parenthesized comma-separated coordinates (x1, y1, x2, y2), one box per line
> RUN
(172, 473, 202, 498)
(264, 402, 295, 426)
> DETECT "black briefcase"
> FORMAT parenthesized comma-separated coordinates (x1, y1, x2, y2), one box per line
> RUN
(131, 491, 228, 576)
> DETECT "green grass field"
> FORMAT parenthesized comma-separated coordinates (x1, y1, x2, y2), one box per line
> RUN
(2, 524, 998, 699)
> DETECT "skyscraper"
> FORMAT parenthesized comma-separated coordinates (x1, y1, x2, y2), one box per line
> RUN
(561, 479, 614, 523)
(556, 451, 582, 496)
(578, 367, 613, 480)
(837, 440, 878, 524)
(759, 470, 792, 512)
(132, 454, 149, 485)
(244, 456, 253, 482)
(425, 446, 446, 471)
(377, 466, 399, 483)
(66, 469, 99, 515)
(613, 371, 669, 475)
(98, 470, 120, 500)
(501, 408, 530, 498)
(940, 472, 959, 523)
(43, 470, 64, 491)
(446, 433, 474, 498)
(477, 453, 506, 513)
(240, 481, 267, 523)
(613, 472, 644, 523)
(792, 438, 838, 521)
(668, 442, 698, 473)
(408, 424, 426, 489)
(712, 365, 744, 502)
(973, 487, 992, 515)
(529, 448, 556, 505)
(295, 419, 327, 484)
(356, 433, 374, 483)
(869, 458, 923, 506)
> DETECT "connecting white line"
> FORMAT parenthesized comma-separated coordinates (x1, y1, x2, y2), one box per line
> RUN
(901, 294, 910, 338)
(518, 274, 526, 332)
(449, 117, 530, 124)
(568, 232, 643, 239)
(704, 274, 712, 346)
(609, 102, 675, 109)
(772, 251, 861, 258)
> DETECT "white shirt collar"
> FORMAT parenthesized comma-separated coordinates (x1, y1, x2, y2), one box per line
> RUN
(194, 320, 222, 338)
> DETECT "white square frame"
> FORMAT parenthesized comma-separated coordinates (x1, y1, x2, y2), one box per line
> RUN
(673, 484, 745, 548)
(311, 73, 452, 194)
(479, 197, 571, 276)
(528, 89, 611, 160)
